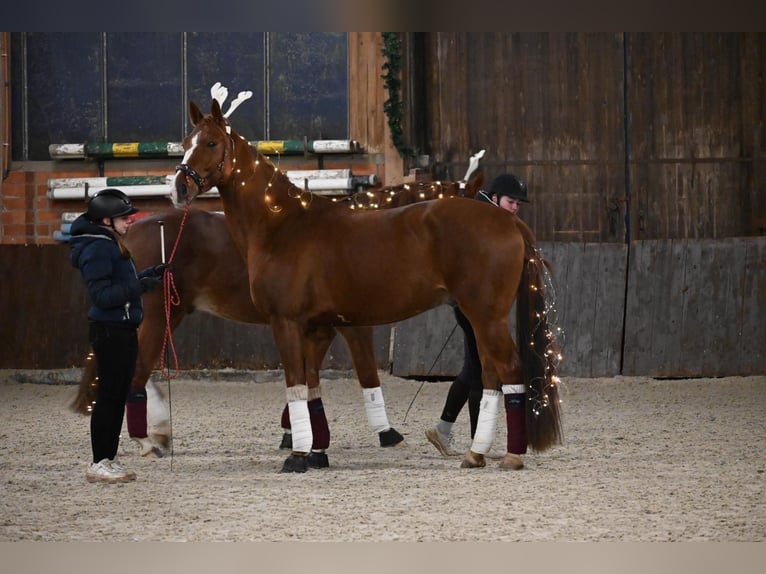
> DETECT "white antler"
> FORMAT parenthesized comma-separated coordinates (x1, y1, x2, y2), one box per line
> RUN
(210, 82, 229, 107)
(462, 149, 486, 181)
(223, 90, 253, 118)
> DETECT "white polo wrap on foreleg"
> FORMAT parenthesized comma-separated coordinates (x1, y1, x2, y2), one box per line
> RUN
(286, 385, 312, 453)
(363, 387, 391, 433)
(470, 389, 502, 454)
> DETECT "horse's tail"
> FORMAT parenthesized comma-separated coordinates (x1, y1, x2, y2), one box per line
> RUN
(69, 347, 98, 415)
(515, 220, 563, 452)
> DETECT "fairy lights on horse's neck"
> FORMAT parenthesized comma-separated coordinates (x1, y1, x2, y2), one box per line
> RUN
(238, 142, 313, 213)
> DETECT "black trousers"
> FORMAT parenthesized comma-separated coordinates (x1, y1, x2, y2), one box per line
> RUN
(89, 322, 138, 463)
(439, 307, 483, 437)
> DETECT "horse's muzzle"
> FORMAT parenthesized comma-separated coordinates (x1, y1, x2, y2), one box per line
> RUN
(171, 171, 190, 208)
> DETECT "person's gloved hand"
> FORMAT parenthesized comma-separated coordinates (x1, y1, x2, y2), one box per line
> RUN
(140, 275, 163, 292)
(152, 263, 172, 276)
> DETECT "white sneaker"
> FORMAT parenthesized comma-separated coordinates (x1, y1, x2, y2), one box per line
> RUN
(425, 427, 461, 457)
(107, 458, 137, 480)
(86, 458, 136, 483)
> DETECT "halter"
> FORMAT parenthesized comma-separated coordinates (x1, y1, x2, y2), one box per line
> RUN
(175, 136, 228, 191)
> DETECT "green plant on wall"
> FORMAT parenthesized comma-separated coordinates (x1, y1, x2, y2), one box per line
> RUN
(381, 33, 413, 158)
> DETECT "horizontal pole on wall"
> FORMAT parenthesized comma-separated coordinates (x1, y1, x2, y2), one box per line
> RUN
(59, 210, 227, 225)
(47, 170, 354, 191)
(48, 176, 378, 200)
(48, 140, 362, 159)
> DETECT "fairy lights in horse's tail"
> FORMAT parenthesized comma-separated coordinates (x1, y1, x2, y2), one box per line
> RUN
(516, 239, 564, 452)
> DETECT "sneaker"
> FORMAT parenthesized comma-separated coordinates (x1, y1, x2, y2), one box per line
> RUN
(425, 427, 461, 457)
(107, 458, 137, 481)
(86, 458, 136, 483)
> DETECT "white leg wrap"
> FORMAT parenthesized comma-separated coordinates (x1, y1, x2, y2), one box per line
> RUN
(145, 379, 169, 429)
(363, 387, 391, 433)
(502, 384, 526, 395)
(470, 389, 502, 454)
(308, 385, 322, 401)
(286, 385, 312, 453)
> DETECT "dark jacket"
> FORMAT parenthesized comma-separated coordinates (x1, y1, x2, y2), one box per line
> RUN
(69, 215, 153, 326)
(475, 190, 495, 205)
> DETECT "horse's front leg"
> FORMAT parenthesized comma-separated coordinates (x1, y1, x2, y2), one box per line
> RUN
(271, 316, 312, 473)
(299, 325, 338, 468)
(337, 326, 405, 448)
(126, 294, 186, 458)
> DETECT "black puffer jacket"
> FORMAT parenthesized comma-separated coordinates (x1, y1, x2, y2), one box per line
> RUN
(69, 215, 154, 326)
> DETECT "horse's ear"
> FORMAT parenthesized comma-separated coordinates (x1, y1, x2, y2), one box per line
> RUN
(465, 169, 485, 198)
(210, 99, 225, 124)
(189, 101, 204, 126)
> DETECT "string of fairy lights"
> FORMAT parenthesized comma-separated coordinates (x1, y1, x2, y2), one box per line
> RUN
(230, 140, 565, 419)
(191, 124, 564, 422)
(524, 247, 565, 417)
(242, 143, 564, 420)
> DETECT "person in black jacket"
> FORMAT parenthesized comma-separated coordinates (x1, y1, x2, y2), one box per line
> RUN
(69, 188, 168, 483)
(425, 173, 530, 468)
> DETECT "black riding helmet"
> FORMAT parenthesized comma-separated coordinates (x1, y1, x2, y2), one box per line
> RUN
(487, 173, 529, 203)
(86, 188, 139, 222)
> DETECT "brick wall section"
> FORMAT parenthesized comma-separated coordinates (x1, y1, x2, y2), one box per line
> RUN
(1, 167, 183, 245)
(1, 158, 382, 245)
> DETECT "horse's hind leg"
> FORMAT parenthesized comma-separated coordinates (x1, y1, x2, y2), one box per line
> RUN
(338, 326, 405, 448)
(460, 318, 522, 469)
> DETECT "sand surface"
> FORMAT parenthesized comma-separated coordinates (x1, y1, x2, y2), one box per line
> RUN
(1, 370, 764, 542)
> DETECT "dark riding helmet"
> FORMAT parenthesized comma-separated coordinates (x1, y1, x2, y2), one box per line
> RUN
(487, 173, 529, 203)
(86, 188, 139, 221)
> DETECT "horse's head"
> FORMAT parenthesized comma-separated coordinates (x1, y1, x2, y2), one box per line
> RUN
(173, 100, 233, 207)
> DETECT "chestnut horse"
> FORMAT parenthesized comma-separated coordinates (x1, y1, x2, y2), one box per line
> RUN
(70, 175, 485, 460)
(173, 100, 562, 473)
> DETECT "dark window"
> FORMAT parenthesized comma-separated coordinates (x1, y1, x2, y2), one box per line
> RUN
(11, 32, 348, 161)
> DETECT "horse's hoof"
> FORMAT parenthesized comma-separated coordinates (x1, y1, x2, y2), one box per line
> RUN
(499, 453, 524, 470)
(133, 437, 163, 458)
(139, 445, 164, 459)
(278, 432, 292, 450)
(280, 453, 308, 473)
(460, 450, 486, 468)
(150, 432, 171, 450)
(379, 427, 405, 447)
(307, 451, 329, 469)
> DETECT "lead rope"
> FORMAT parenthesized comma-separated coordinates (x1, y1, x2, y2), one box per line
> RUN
(157, 204, 190, 469)
(402, 321, 458, 423)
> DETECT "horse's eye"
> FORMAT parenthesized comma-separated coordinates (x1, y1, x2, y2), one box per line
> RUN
(207, 140, 217, 148)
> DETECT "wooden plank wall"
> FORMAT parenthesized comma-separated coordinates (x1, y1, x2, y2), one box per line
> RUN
(0, 244, 89, 368)
(1, 240, 763, 377)
(391, 242, 628, 379)
(628, 33, 765, 240)
(622, 237, 766, 377)
(348, 32, 405, 183)
(420, 32, 628, 244)
(414, 33, 766, 242)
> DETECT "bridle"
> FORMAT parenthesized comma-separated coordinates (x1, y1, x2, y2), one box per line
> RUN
(175, 128, 229, 192)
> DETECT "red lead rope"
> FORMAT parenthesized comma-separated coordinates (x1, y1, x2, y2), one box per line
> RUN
(159, 205, 191, 379)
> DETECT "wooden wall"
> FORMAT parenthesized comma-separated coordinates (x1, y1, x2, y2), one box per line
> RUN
(3, 239, 763, 377)
(622, 237, 766, 377)
(408, 33, 766, 242)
